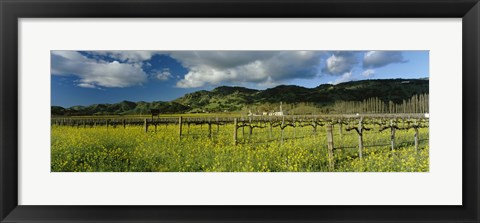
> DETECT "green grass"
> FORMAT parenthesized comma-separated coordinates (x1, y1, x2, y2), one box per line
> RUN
(51, 120, 429, 172)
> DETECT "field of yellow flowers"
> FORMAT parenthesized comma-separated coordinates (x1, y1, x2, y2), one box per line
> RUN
(51, 123, 429, 172)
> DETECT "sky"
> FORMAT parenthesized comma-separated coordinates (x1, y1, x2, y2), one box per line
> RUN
(51, 50, 429, 107)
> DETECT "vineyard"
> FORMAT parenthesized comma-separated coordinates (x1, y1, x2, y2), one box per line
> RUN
(51, 114, 429, 172)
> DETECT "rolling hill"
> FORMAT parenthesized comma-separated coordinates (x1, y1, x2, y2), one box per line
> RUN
(52, 78, 429, 116)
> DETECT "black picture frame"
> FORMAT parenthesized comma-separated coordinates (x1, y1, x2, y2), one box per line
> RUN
(1, 0, 479, 222)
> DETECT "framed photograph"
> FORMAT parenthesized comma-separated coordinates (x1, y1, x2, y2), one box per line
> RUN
(1, 0, 479, 222)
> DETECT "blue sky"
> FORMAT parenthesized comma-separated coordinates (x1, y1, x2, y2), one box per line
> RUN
(51, 50, 429, 107)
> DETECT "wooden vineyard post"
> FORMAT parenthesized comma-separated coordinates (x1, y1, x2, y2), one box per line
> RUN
(178, 116, 183, 139)
(233, 118, 238, 145)
(336, 119, 342, 149)
(326, 124, 335, 170)
(338, 119, 343, 138)
(281, 116, 285, 144)
(241, 117, 245, 141)
(154, 122, 157, 133)
(358, 117, 363, 159)
(83, 120, 86, 128)
(390, 119, 396, 151)
(293, 117, 296, 139)
(106, 119, 109, 130)
(248, 117, 252, 142)
(312, 118, 317, 139)
(123, 119, 126, 129)
(248, 125, 253, 142)
(144, 118, 148, 132)
(414, 120, 419, 152)
(208, 118, 212, 139)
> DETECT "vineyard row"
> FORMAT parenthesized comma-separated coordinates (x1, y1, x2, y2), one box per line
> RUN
(52, 114, 429, 169)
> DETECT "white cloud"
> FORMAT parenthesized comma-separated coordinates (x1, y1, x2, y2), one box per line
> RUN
(76, 83, 97, 88)
(51, 51, 148, 88)
(171, 51, 322, 88)
(154, 68, 172, 81)
(322, 52, 358, 75)
(54, 51, 399, 89)
(363, 51, 406, 68)
(333, 72, 354, 84)
(87, 51, 157, 63)
(361, 69, 375, 78)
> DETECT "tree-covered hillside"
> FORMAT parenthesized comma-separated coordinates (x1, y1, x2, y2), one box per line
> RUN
(52, 78, 428, 116)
